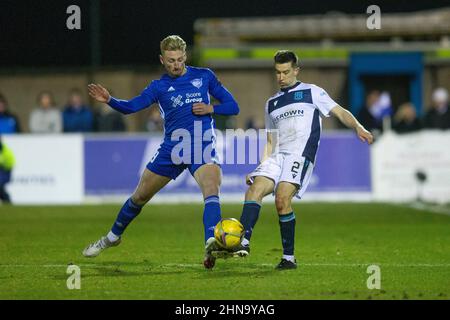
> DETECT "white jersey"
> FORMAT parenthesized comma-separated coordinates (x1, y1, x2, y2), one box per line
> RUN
(265, 81, 337, 163)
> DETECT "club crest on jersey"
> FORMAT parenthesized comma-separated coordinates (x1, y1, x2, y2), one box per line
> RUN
(294, 91, 303, 101)
(191, 78, 203, 89)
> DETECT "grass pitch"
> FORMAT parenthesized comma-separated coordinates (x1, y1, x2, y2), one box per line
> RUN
(0, 202, 449, 299)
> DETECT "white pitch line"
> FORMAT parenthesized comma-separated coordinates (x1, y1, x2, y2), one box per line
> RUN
(298, 263, 450, 267)
(0, 263, 449, 268)
(398, 202, 450, 216)
(261, 263, 450, 267)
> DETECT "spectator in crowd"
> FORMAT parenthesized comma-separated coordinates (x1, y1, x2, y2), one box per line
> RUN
(423, 87, 450, 129)
(357, 90, 381, 132)
(0, 137, 15, 204)
(29, 91, 62, 133)
(94, 103, 126, 132)
(145, 107, 163, 132)
(392, 102, 421, 134)
(0, 93, 21, 134)
(357, 90, 393, 133)
(62, 89, 94, 132)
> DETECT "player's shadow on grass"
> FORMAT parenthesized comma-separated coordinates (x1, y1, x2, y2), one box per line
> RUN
(197, 262, 281, 279)
(85, 268, 185, 278)
(57, 260, 215, 279)
(55, 260, 280, 279)
(52, 267, 187, 280)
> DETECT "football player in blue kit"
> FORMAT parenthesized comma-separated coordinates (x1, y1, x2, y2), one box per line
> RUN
(83, 35, 239, 269)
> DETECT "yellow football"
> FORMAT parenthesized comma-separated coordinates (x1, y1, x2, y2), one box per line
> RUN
(214, 218, 245, 249)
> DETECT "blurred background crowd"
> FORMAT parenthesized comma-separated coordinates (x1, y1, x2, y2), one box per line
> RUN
(0, 86, 448, 135)
(0, 1, 449, 136)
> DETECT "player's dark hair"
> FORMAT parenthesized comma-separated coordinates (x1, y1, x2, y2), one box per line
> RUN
(274, 50, 299, 68)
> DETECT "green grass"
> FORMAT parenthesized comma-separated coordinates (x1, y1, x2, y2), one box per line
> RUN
(0, 203, 449, 299)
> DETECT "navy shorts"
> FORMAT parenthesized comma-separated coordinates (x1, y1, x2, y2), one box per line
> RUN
(146, 143, 220, 180)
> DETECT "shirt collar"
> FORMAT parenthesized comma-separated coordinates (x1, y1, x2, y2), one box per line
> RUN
(280, 81, 301, 93)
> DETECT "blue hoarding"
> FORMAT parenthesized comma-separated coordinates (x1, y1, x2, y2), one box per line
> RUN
(84, 132, 371, 196)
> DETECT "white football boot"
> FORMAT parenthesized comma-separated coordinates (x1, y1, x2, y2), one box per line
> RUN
(203, 238, 246, 268)
(82, 236, 121, 258)
(203, 237, 219, 269)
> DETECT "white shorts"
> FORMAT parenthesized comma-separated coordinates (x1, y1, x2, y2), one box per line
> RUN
(248, 153, 314, 199)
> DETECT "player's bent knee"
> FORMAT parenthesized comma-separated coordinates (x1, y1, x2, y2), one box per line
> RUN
(131, 192, 152, 206)
(203, 188, 220, 198)
(199, 181, 220, 198)
(275, 195, 291, 213)
(245, 184, 265, 201)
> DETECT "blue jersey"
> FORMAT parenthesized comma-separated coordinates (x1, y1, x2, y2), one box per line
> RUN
(108, 66, 239, 148)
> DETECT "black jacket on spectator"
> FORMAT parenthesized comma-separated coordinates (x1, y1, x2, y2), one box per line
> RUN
(94, 112, 126, 132)
(422, 105, 450, 129)
(393, 118, 422, 134)
(357, 107, 382, 132)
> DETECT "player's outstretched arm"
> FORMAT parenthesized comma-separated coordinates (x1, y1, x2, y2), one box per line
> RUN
(261, 132, 273, 163)
(330, 105, 374, 144)
(88, 84, 111, 103)
(87, 83, 155, 115)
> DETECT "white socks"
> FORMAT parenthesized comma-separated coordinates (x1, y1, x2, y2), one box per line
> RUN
(107, 231, 120, 243)
(241, 238, 250, 246)
(283, 254, 295, 262)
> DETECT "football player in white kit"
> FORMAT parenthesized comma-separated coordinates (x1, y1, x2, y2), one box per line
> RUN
(236, 50, 374, 270)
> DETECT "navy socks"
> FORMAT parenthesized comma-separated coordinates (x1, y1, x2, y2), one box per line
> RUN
(279, 212, 296, 256)
(239, 201, 262, 242)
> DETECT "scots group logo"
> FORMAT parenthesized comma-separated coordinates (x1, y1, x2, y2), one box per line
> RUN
(191, 78, 203, 89)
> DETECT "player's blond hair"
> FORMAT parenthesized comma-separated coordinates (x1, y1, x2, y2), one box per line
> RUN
(160, 35, 186, 54)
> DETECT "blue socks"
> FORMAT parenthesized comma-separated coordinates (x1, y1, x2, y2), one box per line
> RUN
(203, 195, 221, 242)
(110, 196, 221, 244)
(111, 198, 143, 237)
(239, 201, 261, 242)
(279, 212, 296, 256)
